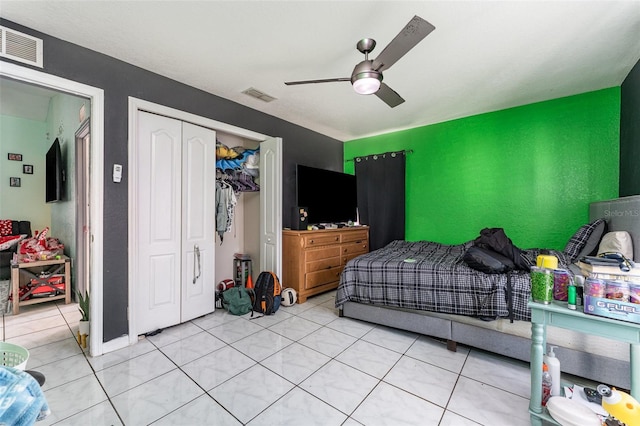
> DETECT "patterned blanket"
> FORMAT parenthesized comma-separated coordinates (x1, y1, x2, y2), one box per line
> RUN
(335, 240, 570, 321)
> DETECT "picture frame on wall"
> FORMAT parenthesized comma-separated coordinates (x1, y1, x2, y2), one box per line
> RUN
(9, 177, 21, 187)
(8, 153, 22, 161)
(23, 164, 33, 174)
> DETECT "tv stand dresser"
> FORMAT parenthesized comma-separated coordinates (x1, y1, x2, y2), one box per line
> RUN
(282, 226, 369, 303)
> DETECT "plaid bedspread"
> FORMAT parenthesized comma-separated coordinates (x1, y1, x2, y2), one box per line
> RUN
(335, 240, 570, 322)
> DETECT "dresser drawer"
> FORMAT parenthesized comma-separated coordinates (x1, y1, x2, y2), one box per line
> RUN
(305, 267, 343, 289)
(306, 256, 341, 273)
(341, 241, 369, 255)
(303, 234, 341, 248)
(341, 229, 369, 243)
(305, 246, 341, 262)
(343, 253, 365, 265)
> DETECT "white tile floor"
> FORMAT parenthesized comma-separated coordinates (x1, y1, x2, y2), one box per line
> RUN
(2, 291, 540, 425)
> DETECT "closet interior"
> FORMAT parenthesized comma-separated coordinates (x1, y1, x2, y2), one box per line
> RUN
(214, 131, 261, 286)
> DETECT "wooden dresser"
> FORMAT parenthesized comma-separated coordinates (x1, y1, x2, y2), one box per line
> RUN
(282, 227, 369, 303)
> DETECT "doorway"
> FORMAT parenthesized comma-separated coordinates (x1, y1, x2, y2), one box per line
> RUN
(0, 62, 105, 356)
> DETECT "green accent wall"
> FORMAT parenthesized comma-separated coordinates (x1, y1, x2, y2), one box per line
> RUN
(0, 114, 50, 232)
(344, 88, 620, 250)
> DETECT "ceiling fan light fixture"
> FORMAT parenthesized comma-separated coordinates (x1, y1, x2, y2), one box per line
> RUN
(285, 15, 435, 107)
(352, 72, 381, 95)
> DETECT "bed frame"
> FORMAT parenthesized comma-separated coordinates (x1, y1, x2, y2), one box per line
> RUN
(340, 195, 640, 389)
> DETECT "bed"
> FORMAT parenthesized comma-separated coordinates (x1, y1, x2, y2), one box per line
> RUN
(336, 196, 640, 389)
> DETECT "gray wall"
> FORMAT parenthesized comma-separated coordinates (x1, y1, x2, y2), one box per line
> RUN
(1, 19, 344, 341)
(620, 58, 640, 197)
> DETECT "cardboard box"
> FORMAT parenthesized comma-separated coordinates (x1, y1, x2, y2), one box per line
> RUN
(583, 278, 640, 324)
(584, 295, 640, 324)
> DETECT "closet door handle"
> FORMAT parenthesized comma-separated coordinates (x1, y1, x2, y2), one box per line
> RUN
(193, 244, 201, 284)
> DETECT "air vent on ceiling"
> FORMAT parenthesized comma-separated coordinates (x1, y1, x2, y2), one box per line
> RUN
(1, 26, 43, 68)
(242, 87, 276, 103)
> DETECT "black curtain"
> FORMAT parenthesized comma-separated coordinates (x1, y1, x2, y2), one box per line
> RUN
(355, 151, 406, 251)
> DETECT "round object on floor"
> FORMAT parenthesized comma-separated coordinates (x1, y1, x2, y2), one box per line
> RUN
(281, 288, 297, 306)
(546, 396, 601, 426)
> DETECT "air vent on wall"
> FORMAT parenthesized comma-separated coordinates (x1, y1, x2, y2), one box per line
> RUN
(1, 26, 43, 68)
(242, 87, 276, 103)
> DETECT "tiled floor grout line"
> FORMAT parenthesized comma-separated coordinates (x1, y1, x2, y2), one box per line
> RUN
(37, 302, 126, 426)
(64, 305, 126, 426)
(5, 297, 540, 425)
(150, 313, 325, 426)
(250, 307, 438, 425)
(225, 305, 355, 424)
(269, 303, 427, 424)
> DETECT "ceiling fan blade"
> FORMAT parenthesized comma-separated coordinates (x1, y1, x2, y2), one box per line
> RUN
(372, 15, 435, 72)
(285, 77, 350, 85)
(375, 83, 405, 108)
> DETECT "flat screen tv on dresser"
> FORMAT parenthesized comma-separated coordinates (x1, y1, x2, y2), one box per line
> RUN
(296, 164, 357, 225)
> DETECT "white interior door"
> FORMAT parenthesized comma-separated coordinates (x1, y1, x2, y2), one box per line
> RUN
(136, 111, 182, 334)
(260, 137, 283, 278)
(181, 122, 216, 321)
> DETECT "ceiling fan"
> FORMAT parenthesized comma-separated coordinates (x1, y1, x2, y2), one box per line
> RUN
(284, 15, 435, 108)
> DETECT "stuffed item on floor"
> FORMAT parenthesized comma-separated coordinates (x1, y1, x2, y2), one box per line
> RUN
(0, 366, 51, 424)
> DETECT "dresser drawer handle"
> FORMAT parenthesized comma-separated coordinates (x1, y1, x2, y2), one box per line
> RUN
(309, 239, 314, 244)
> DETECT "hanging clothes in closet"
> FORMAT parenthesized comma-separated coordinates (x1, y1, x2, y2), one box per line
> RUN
(215, 140, 260, 243)
(215, 177, 236, 243)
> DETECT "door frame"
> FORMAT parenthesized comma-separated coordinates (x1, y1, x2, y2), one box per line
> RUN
(74, 118, 91, 313)
(0, 62, 105, 356)
(127, 97, 275, 345)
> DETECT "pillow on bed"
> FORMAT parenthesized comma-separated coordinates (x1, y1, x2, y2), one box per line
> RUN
(564, 218, 606, 262)
(598, 231, 633, 259)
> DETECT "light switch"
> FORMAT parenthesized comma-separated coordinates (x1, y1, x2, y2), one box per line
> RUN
(113, 164, 123, 183)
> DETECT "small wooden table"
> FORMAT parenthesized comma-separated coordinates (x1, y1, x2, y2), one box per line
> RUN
(528, 300, 640, 425)
(11, 256, 71, 314)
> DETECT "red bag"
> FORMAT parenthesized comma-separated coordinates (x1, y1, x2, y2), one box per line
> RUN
(19, 227, 64, 261)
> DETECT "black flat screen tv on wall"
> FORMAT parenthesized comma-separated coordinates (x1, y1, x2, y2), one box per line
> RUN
(45, 138, 64, 203)
(296, 164, 357, 224)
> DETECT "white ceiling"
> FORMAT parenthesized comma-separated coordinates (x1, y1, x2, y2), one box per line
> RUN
(0, 78, 59, 122)
(1, 1, 639, 141)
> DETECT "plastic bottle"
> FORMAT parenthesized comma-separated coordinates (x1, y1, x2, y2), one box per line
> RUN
(542, 363, 552, 406)
(567, 285, 577, 310)
(544, 345, 561, 396)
